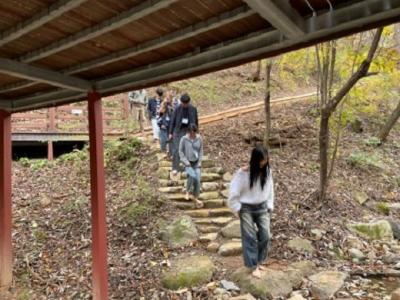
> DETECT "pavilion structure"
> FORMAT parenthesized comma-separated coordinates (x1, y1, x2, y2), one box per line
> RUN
(0, 0, 399, 299)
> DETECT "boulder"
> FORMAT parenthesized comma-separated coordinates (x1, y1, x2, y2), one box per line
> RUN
(161, 215, 199, 249)
(207, 242, 220, 253)
(199, 192, 220, 200)
(352, 191, 369, 205)
(221, 220, 241, 238)
(311, 229, 325, 240)
(287, 293, 307, 300)
(348, 220, 393, 241)
(288, 238, 315, 254)
(288, 261, 317, 278)
(218, 241, 242, 256)
(223, 172, 233, 182)
(348, 248, 365, 260)
(392, 288, 400, 300)
(309, 271, 347, 300)
(162, 255, 215, 290)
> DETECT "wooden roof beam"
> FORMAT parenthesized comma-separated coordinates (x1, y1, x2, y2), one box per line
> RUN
(244, 0, 305, 39)
(0, 58, 92, 92)
(0, 0, 87, 47)
(64, 5, 254, 74)
(0, 5, 254, 93)
(19, 0, 180, 63)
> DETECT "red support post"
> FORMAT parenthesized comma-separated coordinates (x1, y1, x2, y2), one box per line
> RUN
(88, 92, 109, 300)
(0, 110, 12, 292)
(47, 108, 56, 161)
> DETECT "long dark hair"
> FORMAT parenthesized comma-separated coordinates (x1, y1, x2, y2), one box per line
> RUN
(249, 145, 270, 190)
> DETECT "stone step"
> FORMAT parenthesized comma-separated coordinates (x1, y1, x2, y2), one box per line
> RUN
(159, 186, 184, 193)
(202, 182, 220, 192)
(198, 225, 220, 233)
(203, 199, 225, 209)
(159, 179, 186, 187)
(166, 193, 191, 201)
(199, 232, 218, 243)
(218, 240, 242, 256)
(158, 158, 215, 168)
(201, 173, 222, 182)
(199, 191, 220, 200)
(173, 201, 196, 210)
(194, 216, 233, 226)
(186, 208, 232, 218)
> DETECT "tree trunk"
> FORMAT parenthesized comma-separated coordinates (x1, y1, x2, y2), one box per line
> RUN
(252, 60, 262, 82)
(319, 111, 330, 201)
(379, 100, 400, 143)
(264, 60, 273, 147)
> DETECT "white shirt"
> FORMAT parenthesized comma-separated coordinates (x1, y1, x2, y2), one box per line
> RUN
(228, 168, 274, 213)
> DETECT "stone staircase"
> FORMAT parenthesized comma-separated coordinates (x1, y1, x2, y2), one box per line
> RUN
(156, 152, 242, 256)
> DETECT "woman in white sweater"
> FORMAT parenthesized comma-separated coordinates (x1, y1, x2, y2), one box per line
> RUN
(228, 145, 274, 278)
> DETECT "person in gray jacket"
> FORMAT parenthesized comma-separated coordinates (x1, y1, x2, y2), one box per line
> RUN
(169, 93, 199, 175)
(179, 124, 204, 208)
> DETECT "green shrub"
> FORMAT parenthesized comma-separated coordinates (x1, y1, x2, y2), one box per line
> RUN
(347, 151, 383, 170)
(364, 137, 381, 147)
(376, 202, 390, 216)
(19, 157, 31, 167)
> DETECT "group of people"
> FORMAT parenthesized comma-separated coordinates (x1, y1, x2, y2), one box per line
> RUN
(128, 88, 204, 208)
(129, 88, 275, 279)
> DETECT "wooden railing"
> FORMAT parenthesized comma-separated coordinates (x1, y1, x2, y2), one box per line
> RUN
(11, 95, 130, 135)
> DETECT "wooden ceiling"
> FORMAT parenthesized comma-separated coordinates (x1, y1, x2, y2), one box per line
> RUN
(0, 0, 399, 112)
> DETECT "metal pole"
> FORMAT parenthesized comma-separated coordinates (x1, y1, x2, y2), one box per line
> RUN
(0, 110, 12, 293)
(88, 91, 109, 300)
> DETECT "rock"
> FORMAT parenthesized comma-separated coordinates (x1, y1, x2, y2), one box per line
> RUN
(344, 236, 364, 250)
(162, 255, 215, 290)
(309, 271, 348, 300)
(383, 252, 400, 264)
(218, 241, 242, 256)
(311, 229, 325, 240)
(199, 233, 218, 243)
(207, 242, 220, 253)
(221, 220, 241, 239)
(287, 293, 307, 300)
(350, 117, 363, 133)
(229, 294, 256, 300)
(202, 173, 221, 182)
(161, 216, 199, 249)
(223, 172, 233, 182)
(40, 196, 51, 207)
(232, 267, 301, 299)
(348, 248, 365, 260)
(348, 220, 393, 241)
(288, 238, 315, 254)
(221, 190, 229, 198)
(157, 167, 171, 180)
(220, 280, 240, 292)
(388, 220, 400, 240)
(392, 288, 400, 300)
(289, 261, 317, 277)
(202, 182, 220, 192)
(352, 191, 369, 205)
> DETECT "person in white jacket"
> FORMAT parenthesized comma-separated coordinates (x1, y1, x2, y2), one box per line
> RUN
(228, 145, 274, 279)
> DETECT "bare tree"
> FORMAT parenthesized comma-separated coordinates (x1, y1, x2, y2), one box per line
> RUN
(264, 59, 273, 147)
(379, 99, 400, 143)
(252, 60, 262, 82)
(316, 28, 383, 201)
(378, 24, 400, 143)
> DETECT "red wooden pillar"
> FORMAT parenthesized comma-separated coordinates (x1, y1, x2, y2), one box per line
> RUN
(0, 110, 12, 291)
(47, 107, 56, 160)
(88, 92, 109, 300)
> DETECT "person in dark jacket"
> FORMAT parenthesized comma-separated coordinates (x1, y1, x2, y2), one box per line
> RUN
(169, 93, 199, 175)
(147, 87, 163, 141)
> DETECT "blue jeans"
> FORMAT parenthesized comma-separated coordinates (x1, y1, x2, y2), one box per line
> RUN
(239, 202, 271, 269)
(185, 163, 201, 198)
(159, 129, 169, 152)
